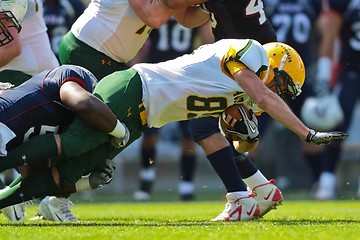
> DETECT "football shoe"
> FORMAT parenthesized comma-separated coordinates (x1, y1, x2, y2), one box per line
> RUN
(1, 203, 25, 222)
(37, 196, 78, 222)
(250, 179, 284, 217)
(212, 193, 260, 221)
(314, 172, 336, 200)
(133, 190, 151, 202)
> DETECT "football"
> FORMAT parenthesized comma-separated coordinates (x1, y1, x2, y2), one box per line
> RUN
(219, 104, 259, 153)
(220, 104, 252, 141)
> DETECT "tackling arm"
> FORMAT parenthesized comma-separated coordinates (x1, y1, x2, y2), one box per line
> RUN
(129, 0, 209, 29)
(60, 81, 128, 139)
(128, 0, 173, 28)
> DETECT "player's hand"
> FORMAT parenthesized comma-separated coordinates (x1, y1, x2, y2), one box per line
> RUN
(226, 108, 259, 142)
(305, 129, 348, 145)
(111, 123, 130, 148)
(0, 82, 14, 90)
(89, 159, 116, 188)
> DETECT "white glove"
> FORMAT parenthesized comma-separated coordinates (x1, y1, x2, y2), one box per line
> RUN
(225, 107, 259, 142)
(305, 129, 348, 145)
(111, 122, 130, 148)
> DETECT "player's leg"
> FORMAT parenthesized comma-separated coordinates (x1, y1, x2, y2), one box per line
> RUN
(37, 144, 115, 222)
(134, 127, 159, 202)
(178, 120, 197, 201)
(188, 117, 259, 221)
(315, 71, 359, 200)
(234, 151, 283, 217)
(0, 134, 59, 172)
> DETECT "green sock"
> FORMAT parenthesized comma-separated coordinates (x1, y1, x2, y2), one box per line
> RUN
(0, 134, 58, 172)
(8, 175, 22, 188)
(0, 182, 21, 200)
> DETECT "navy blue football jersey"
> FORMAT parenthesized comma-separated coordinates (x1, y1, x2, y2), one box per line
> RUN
(264, 0, 323, 66)
(203, 0, 277, 43)
(0, 65, 97, 149)
(146, 18, 198, 63)
(43, 0, 85, 59)
(329, 0, 360, 70)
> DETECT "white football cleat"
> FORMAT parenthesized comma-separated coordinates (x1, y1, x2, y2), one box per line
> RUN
(37, 196, 78, 222)
(212, 193, 260, 221)
(1, 203, 25, 222)
(314, 172, 336, 200)
(251, 179, 284, 217)
(133, 190, 151, 202)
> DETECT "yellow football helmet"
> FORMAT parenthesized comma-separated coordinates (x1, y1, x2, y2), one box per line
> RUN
(0, 0, 28, 46)
(261, 42, 305, 99)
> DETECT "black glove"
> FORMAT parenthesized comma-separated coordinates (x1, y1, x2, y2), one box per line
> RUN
(305, 129, 348, 145)
(89, 159, 116, 189)
(111, 122, 130, 148)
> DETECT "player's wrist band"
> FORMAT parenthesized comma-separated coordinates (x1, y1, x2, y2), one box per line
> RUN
(109, 119, 126, 138)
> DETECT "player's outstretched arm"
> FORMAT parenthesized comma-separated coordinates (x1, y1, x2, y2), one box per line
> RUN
(233, 68, 348, 145)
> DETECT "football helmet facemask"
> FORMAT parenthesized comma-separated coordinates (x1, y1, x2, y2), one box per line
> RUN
(0, 0, 28, 46)
(261, 42, 305, 99)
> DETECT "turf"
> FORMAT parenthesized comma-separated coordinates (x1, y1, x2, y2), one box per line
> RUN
(0, 200, 359, 240)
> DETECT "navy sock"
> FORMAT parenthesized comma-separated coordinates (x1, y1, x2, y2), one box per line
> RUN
(234, 152, 258, 179)
(322, 145, 342, 173)
(141, 148, 156, 168)
(304, 152, 322, 183)
(207, 146, 247, 192)
(180, 154, 196, 182)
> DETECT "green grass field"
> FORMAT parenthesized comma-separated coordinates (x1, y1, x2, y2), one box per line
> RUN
(0, 199, 359, 240)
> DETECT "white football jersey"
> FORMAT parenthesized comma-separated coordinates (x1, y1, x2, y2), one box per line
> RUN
(71, 0, 152, 63)
(133, 39, 269, 128)
(0, 0, 59, 75)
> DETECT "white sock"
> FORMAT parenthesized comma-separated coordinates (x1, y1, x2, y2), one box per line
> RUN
(230, 191, 250, 198)
(243, 170, 269, 190)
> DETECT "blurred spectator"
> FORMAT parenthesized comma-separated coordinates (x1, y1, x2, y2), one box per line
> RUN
(43, 0, 85, 60)
(302, 0, 360, 200)
(131, 18, 214, 202)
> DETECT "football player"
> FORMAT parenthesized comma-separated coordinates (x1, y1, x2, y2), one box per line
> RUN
(0, 0, 61, 222)
(0, 39, 347, 221)
(0, 64, 129, 221)
(50, 0, 209, 222)
(162, 0, 284, 221)
(0, 0, 59, 85)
